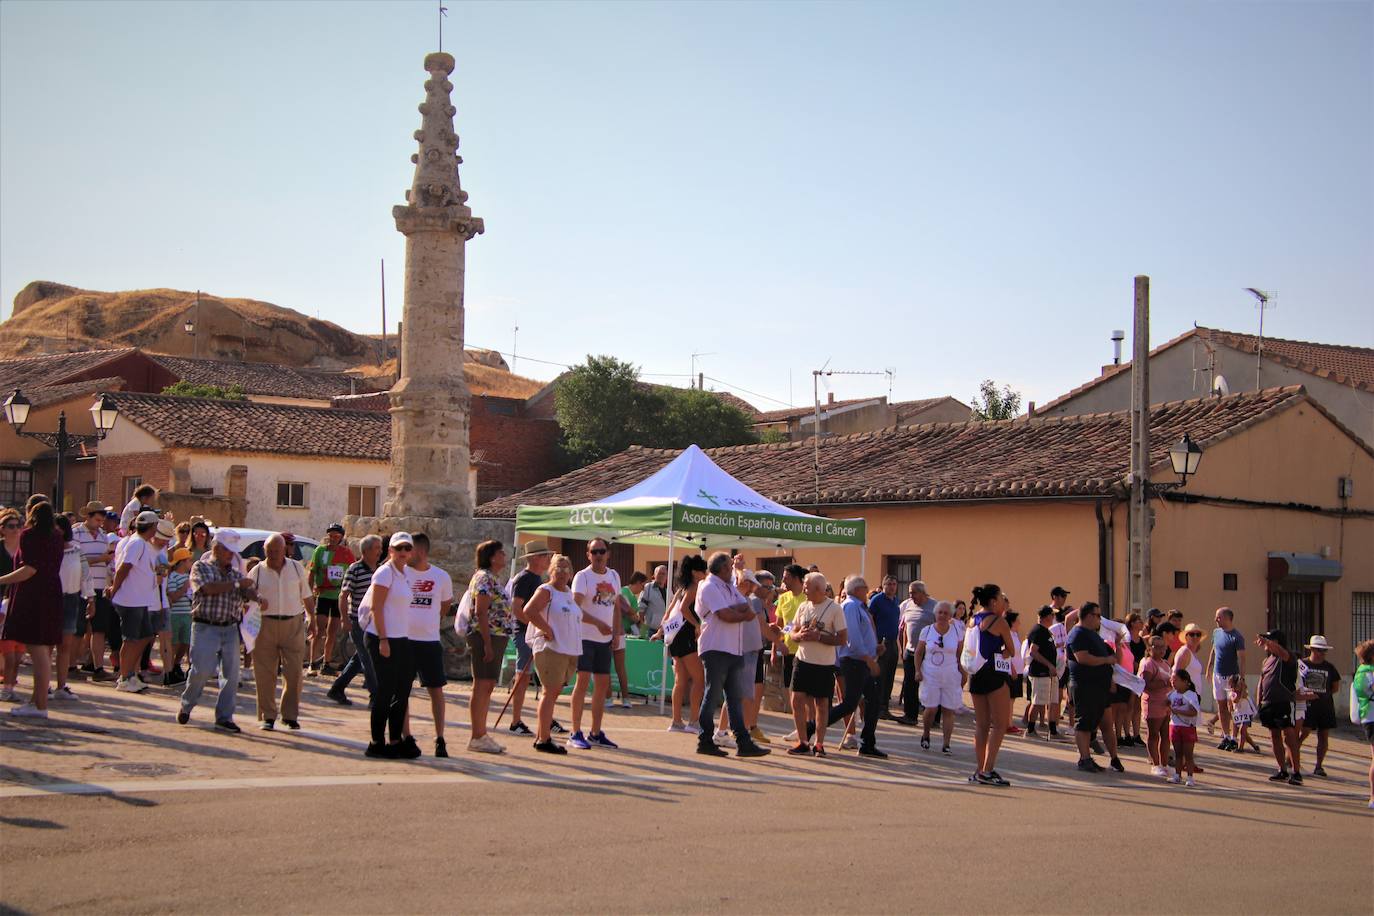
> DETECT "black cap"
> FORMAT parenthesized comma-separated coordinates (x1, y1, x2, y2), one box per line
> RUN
(1050, 586, 1070, 598)
(1260, 629, 1287, 648)
(326, 523, 345, 535)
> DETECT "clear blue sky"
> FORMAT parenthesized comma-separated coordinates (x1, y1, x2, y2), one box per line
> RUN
(2, 0, 1370, 409)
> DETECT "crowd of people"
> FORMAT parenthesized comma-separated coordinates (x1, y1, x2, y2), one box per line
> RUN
(3, 492, 1373, 808)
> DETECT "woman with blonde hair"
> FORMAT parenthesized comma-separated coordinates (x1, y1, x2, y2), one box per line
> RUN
(520, 554, 582, 753)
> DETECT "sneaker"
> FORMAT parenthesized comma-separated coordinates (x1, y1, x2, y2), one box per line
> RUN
(1090, 739, 1105, 755)
(618, 699, 632, 709)
(1217, 738, 1232, 750)
(736, 742, 771, 758)
(1077, 758, 1105, 773)
(1167, 773, 1181, 784)
(1185, 777, 1197, 787)
(1312, 765, 1327, 778)
(1150, 764, 1167, 777)
(117, 677, 148, 693)
(261, 719, 276, 730)
(712, 729, 736, 749)
(1109, 757, 1125, 773)
(534, 739, 567, 755)
(749, 726, 771, 745)
(567, 731, 591, 750)
(214, 719, 241, 733)
(49, 685, 78, 701)
(551, 720, 568, 734)
(858, 745, 888, 759)
(941, 745, 952, 755)
(468, 734, 501, 755)
(1268, 770, 1290, 782)
(9, 703, 47, 718)
(435, 737, 449, 758)
(1025, 725, 1039, 738)
(176, 709, 190, 725)
(684, 723, 703, 735)
(1006, 725, 1023, 736)
(282, 719, 301, 730)
(364, 742, 394, 758)
(326, 689, 353, 706)
(305, 667, 320, 679)
(787, 742, 811, 756)
(983, 770, 1011, 787)
(395, 738, 423, 760)
(1288, 772, 1304, 786)
(839, 735, 859, 750)
(667, 722, 691, 733)
(508, 721, 533, 736)
(321, 664, 339, 676)
(697, 742, 729, 757)
(896, 716, 919, 726)
(784, 729, 800, 743)
(591, 731, 619, 749)
(161, 671, 176, 687)
(920, 736, 931, 750)
(811, 744, 828, 758)
(136, 674, 158, 690)
(90, 669, 115, 682)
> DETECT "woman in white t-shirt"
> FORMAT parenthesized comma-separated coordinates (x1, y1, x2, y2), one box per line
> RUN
(520, 554, 582, 753)
(358, 532, 417, 759)
(912, 600, 964, 753)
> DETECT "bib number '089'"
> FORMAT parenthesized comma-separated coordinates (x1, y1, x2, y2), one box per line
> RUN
(994, 656, 1013, 674)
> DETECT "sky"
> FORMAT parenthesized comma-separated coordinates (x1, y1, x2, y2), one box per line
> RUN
(1, 0, 1371, 411)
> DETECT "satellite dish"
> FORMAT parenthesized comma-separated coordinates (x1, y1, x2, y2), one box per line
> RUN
(1213, 375, 1231, 397)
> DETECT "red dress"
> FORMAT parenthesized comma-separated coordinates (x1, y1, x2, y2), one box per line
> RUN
(1, 526, 64, 646)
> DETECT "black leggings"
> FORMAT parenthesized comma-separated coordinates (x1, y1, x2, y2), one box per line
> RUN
(366, 634, 414, 745)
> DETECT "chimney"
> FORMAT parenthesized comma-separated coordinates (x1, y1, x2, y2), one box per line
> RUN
(1111, 329, 1126, 366)
(827, 392, 835, 405)
(1028, 400, 1036, 414)
(697, 371, 704, 390)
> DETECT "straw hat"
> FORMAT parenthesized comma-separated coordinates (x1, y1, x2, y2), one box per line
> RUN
(1305, 635, 1332, 652)
(1182, 622, 1206, 638)
(519, 538, 553, 558)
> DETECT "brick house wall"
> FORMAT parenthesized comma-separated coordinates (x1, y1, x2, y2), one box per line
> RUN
(97, 450, 171, 508)
(470, 397, 561, 504)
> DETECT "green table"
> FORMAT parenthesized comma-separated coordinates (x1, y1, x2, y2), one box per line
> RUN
(503, 636, 674, 697)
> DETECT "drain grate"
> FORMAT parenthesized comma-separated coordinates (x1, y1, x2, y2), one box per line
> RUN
(94, 762, 183, 777)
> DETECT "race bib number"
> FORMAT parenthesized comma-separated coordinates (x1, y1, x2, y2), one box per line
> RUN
(994, 656, 1013, 674)
(412, 595, 433, 608)
(327, 564, 345, 584)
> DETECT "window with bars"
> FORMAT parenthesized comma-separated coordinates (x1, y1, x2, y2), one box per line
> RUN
(761, 557, 793, 581)
(276, 481, 307, 508)
(1270, 587, 1321, 646)
(1223, 573, 1238, 591)
(1, 468, 34, 509)
(1353, 592, 1374, 647)
(885, 556, 922, 595)
(1174, 571, 1189, 589)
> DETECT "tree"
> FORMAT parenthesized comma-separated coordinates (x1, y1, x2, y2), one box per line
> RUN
(554, 356, 659, 468)
(161, 381, 247, 400)
(970, 379, 1022, 420)
(554, 355, 759, 468)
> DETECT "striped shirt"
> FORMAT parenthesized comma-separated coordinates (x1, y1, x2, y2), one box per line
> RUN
(342, 559, 375, 619)
(72, 523, 115, 590)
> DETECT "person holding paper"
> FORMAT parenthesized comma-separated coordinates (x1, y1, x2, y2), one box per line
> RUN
(1068, 603, 1122, 774)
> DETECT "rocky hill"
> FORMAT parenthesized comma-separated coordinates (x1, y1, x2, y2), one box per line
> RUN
(1, 281, 520, 386)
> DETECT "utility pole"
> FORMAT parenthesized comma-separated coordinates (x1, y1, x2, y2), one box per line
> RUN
(1128, 275, 1151, 618)
(381, 259, 387, 362)
(1245, 288, 1274, 392)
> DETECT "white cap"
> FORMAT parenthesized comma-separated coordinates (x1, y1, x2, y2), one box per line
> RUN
(212, 530, 241, 554)
(134, 510, 159, 528)
(389, 531, 414, 548)
(739, 568, 759, 585)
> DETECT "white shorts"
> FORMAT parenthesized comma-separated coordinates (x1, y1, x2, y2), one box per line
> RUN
(919, 677, 962, 711)
(1213, 674, 1233, 704)
(1029, 676, 1057, 706)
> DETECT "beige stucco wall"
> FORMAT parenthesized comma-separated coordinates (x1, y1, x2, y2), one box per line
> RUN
(1041, 339, 1374, 445)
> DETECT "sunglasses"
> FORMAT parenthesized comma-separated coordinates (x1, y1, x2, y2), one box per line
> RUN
(1187, 633, 1202, 638)
(392, 545, 413, 552)
(2, 522, 19, 530)
(589, 548, 607, 555)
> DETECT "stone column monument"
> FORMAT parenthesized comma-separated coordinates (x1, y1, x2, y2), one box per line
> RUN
(347, 51, 512, 589)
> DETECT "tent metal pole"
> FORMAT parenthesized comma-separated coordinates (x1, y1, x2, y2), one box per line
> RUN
(861, 544, 867, 580)
(659, 523, 675, 714)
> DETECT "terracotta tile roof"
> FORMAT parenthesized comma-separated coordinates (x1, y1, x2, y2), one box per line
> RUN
(893, 396, 969, 423)
(754, 397, 881, 424)
(111, 393, 389, 461)
(27, 376, 126, 408)
(148, 354, 379, 400)
(0, 348, 139, 390)
(1035, 327, 1374, 415)
(478, 386, 1321, 517)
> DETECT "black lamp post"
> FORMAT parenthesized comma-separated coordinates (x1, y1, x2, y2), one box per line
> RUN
(4, 390, 119, 511)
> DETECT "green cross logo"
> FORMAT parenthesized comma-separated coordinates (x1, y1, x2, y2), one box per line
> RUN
(697, 488, 720, 507)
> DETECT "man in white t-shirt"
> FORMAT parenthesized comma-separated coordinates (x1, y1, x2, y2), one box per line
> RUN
(106, 511, 162, 693)
(788, 572, 848, 756)
(400, 533, 454, 758)
(568, 538, 625, 750)
(74, 502, 118, 681)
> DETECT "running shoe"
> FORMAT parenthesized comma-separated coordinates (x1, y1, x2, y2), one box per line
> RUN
(787, 742, 811, 756)
(618, 699, 632, 709)
(920, 736, 931, 750)
(1025, 726, 1038, 739)
(214, 719, 241, 734)
(1287, 772, 1304, 786)
(590, 731, 618, 749)
(839, 735, 859, 750)
(684, 723, 703, 735)
(1268, 770, 1290, 782)
(858, 745, 888, 759)
(1109, 757, 1125, 773)
(1077, 758, 1105, 773)
(1184, 777, 1197, 788)
(1312, 765, 1327, 778)
(1216, 738, 1231, 750)
(1090, 739, 1105, 755)
(982, 770, 1011, 787)
(116, 677, 148, 693)
(1167, 773, 1181, 784)
(259, 719, 275, 731)
(567, 730, 592, 750)
(784, 729, 800, 743)
(737, 742, 771, 758)
(48, 685, 78, 701)
(90, 669, 115, 682)
(468, 734, 503, 755)
(666, 722, 690, 733)
(9, 703, 47, 718)
(713, 729, 736, 749)
(282, 719, 301, 730)
(1006, 725, 1023, 736)
(326, 688, 353, 706)
(1150, 765, 1167, 777)
(941, 745, 951, 754)
(176, 709, 190, 725)
(435, 737, 448, 758)
(811, 744, 828, 758)
(749, 726, 771, 745)
(534, 739, 567, 755)
(551, 720, 568, 734)
(508, 721, 533, 736)
(697, 742, 729, 757)
(365, 741, 394, 759)
(395, 738, 423, 759)
(895, 716, 919, 727)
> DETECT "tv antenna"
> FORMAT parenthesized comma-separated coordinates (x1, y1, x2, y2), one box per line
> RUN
(810, 365, 893, 504)
(690, 352, 715, 389)
(1244, 288, 1275, 391)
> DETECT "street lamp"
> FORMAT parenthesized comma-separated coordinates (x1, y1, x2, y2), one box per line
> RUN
(1167, 432, 1203, 485)
(4, 389, 119, 511)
